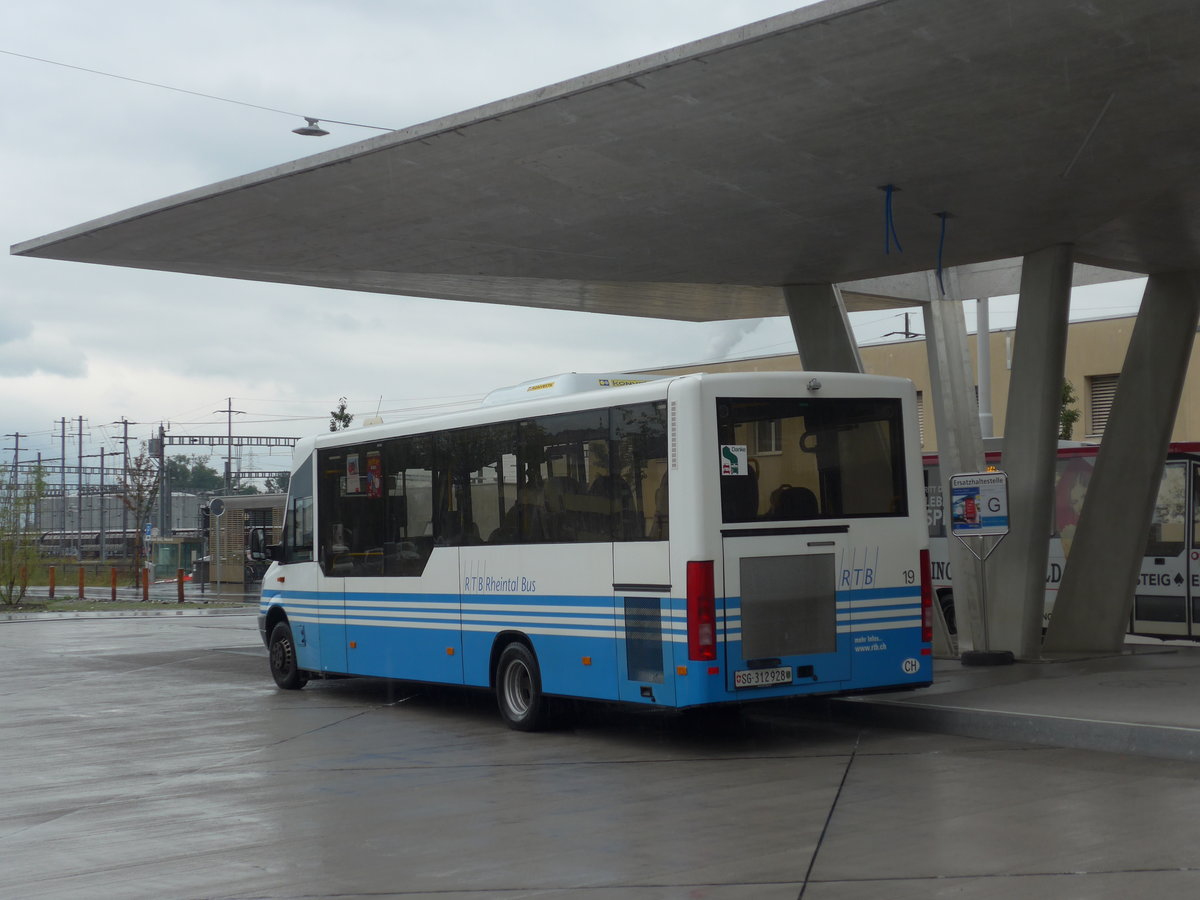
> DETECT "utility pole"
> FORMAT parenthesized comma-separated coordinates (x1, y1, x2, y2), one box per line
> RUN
(77, 415, 85, 562)
(884, 312, 923, 340)
(215, 398, 244, 495)
(4, 432, 25, 482)
(4, 432, 25, 531)
(113, 418, 134, 546)
(59, 417, 67, 539)
(34, 452, 43, 532)
(157, 424, 170, 538)
(99, 447, 106, 561)
(83, 448, 108, 561)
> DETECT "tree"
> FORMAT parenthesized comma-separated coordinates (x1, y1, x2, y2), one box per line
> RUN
(330, 397, 353, 431)
(1060, 379, 1082, 440)
(0, 465, 46, 606)
(264, 472, 291, 494)
(119, 444, 161, 585)
(165, 454, 224, 493)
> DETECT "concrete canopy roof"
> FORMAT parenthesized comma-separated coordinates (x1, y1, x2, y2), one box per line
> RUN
(13, 0, 1199, 322)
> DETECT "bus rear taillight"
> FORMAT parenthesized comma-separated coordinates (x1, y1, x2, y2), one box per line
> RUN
(919, 549, 933, 643)
(687, 560, 717, 661)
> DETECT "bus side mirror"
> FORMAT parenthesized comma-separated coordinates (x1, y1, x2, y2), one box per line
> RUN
(266, 544, 285, 562)
(249, 527, 267, 560)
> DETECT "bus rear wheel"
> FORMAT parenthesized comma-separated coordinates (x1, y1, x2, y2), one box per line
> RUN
(496, 642, 547, 731)
(269, 621, 309, 690)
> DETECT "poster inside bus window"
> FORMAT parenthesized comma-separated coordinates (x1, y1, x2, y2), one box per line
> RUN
(720, 444, 748, 476)
(950, 472, 1010, 536)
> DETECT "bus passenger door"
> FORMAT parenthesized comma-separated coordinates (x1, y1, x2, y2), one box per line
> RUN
(722, 532, 851, 692)
(1132, 462, 1189, 637)
(318, 575, 347, 674)
(1191, 462, 1200, 638)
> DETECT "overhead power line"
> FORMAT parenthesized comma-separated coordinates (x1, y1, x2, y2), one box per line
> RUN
(0, 47, 395, 133)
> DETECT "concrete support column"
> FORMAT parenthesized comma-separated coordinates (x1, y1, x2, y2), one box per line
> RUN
(990, 244, 1074, 659)
(922, 294, 986, 653)
(977, 298, 995, 439)
(784, 284, 863, 373)
(1044, 271, 1200, 654)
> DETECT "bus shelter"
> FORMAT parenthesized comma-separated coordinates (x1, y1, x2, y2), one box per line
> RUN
(14, 0, 1200, 659)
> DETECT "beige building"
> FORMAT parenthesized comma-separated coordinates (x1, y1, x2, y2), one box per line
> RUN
(645, 314, 1200, 452)
(208, 493, 285, 585)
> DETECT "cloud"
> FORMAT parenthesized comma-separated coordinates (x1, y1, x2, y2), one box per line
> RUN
(705, 319, 765, 360)
(0, 306, 34, 344)
(0, 309, 86, 377)
(1, 0, 830, 465)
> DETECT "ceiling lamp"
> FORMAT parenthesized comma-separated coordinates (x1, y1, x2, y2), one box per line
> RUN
(292, 117, 329, 137)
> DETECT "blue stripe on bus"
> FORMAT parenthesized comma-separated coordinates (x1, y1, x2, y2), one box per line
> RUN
(262, 586, 929, 704)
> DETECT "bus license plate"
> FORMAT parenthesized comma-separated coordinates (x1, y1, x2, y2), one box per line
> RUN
(734, 666, 793, 688)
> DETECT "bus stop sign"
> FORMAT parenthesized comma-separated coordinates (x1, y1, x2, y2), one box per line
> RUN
(949, 471, 1010, 536)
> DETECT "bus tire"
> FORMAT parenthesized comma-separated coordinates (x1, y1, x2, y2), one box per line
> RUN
(496, 642, 547, 731)
(268, 621, 309, 690)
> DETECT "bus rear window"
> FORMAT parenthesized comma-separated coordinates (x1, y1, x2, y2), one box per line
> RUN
(717, 397, 907, 523)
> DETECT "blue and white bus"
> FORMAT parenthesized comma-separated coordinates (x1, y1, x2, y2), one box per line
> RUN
(259, 371, 933, 729)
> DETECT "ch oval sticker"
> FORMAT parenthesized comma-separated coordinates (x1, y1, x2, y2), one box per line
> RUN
(902, 658, 922, 675)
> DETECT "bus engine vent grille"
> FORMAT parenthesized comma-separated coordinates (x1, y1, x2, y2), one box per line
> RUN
(739, 554, 836, 658)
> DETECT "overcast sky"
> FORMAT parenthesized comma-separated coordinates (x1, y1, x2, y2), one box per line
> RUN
(2, 0, 1144, 480)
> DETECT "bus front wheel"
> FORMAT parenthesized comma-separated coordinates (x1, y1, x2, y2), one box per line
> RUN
(269, 621, 309, 690)
(496, 642, 547, 731)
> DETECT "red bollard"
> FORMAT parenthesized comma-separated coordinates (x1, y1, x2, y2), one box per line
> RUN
(78, 566, 85, 600)
(111, 567, 117, 602)
(142, 567, 150, 603)
(177, 568, 185, 604)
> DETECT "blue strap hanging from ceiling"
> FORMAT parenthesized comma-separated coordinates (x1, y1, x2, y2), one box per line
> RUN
(935, 212, 950, 295)
(882, 184, 903, 255)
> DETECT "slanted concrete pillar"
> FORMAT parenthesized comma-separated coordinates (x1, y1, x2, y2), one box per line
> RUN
(990, 245, 1073, 659)
(922, 292, 986, 654)
(784, 284, 863, 373)
(977, 297, 995, 438)
(1044, 271, 1200, 654)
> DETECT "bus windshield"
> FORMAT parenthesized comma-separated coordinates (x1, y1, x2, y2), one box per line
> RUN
(717, 396, 907, 523)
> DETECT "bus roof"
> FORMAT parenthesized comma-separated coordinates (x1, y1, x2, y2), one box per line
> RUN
(479, 373, 664, 408)
(296, 369, 915, 461)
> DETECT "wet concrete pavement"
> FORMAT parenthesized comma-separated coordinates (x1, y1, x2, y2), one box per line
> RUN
(3, 611, 1200, 898)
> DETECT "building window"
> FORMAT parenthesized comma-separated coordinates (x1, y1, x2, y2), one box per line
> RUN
(1088, 374, 1119, 437)
(755, 418, 782, 454)
(244, 508, 274, 528)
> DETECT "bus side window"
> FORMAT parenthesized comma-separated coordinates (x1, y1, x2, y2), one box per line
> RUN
(1193, 464, 1200, 549)
(385, 434, 437, 574)
(613, 402, 669, 541)
(282, 454, 314, 563)
(1146, 463, 1186, 558)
